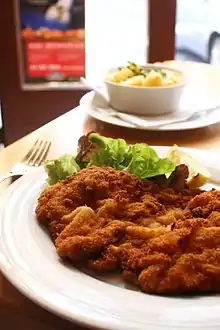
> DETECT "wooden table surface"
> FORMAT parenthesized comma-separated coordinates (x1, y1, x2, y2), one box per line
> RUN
(1, 61, 220, 329)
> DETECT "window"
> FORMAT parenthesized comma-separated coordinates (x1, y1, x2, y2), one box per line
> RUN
(85, 0, 148, 84)
(175, 0, 220, 65)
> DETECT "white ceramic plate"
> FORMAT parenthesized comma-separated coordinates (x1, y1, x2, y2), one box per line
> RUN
(1, 147, 220, 330)
(80, 89, 220, 131)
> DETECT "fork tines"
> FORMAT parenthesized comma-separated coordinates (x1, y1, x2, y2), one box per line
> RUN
(22, 139, 51, 166)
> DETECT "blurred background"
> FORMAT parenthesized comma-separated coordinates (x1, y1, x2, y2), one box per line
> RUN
(0, 0, 220, 147)
(176, 0, 220, 64)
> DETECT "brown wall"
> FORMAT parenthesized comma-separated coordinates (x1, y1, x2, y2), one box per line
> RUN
(149, 0, 176, 62)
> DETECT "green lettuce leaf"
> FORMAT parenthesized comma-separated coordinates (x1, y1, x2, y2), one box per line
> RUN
(88, 133, 175, 179)
(126, 143, 175, 179)
(126, 143, 157, 178)
(44, 134, 175, 185)
(45, 154, 80, 185)
(88, 133, 132, 169)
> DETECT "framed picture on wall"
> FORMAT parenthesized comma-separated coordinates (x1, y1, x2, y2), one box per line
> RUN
(18, 0, 85, 85)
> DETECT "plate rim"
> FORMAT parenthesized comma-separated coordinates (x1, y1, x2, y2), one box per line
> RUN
(80, 91, 220, 131)
(1, 146, 220, 330)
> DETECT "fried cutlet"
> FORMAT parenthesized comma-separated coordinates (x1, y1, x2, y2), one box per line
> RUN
(54, 192, 220, 295)
(36, 166, 200, 241)
(111, 211, 220, 294)
(36, 166, 143, 240)
(37, 166, 220, 295)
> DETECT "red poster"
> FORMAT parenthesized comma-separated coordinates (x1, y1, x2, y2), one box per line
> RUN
(19, 0, 85, 84)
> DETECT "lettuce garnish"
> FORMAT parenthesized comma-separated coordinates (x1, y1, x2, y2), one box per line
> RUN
(45, 133, 175, 184)
(88, 133, 175, 179)
(45, 154, 80, 185)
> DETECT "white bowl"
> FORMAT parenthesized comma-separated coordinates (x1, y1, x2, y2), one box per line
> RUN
(104, 64, 185, 116)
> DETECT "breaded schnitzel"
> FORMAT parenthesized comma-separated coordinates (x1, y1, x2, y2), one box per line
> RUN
(36, 166, 220, 295)
(36, 166, 143, 240)
(113, 212, 220, 294)
(36, 166, 200, 241)
(53, 195, 220, 295)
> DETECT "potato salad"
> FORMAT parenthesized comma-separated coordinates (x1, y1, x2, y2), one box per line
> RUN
(106, 62, 181, 87)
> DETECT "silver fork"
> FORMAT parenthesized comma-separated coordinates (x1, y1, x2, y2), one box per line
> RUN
(0, 139, 51, 183)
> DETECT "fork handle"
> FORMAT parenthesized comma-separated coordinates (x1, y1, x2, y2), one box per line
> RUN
(0, 172, 18, 184)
